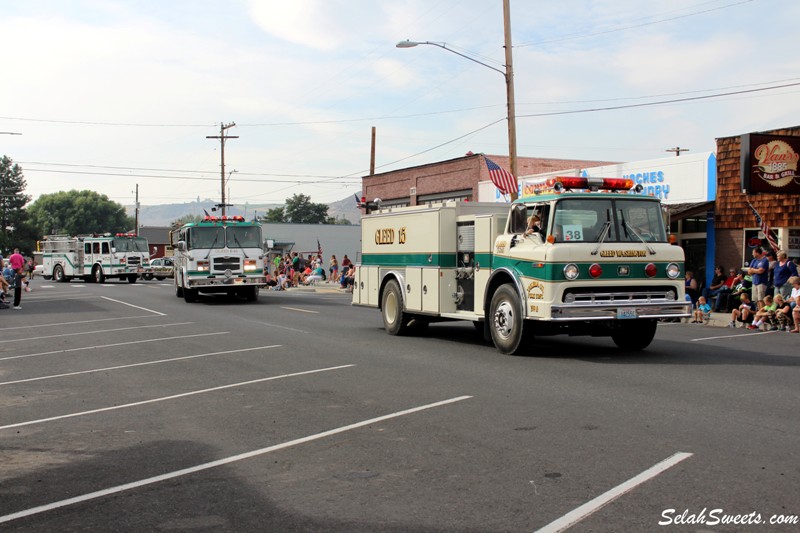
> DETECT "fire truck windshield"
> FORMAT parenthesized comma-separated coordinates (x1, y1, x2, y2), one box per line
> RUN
(227, 226, 261, 248)
(112, 237, 149, 252)
(552, 198, 666, 243)
(188, 226, 225, 250)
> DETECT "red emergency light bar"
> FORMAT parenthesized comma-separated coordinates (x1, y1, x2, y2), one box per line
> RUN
(115, 232, 138, 237)
(553, 176, 637, 192)
(202, 215, 246, 222)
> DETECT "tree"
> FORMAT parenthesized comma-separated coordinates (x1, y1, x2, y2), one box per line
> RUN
(0, 156, 35, 253)
(264, 206, 285, 223)
(27, 190, 135, 236)
(284, 193, 328, 224)
(172, 214, 203, 226)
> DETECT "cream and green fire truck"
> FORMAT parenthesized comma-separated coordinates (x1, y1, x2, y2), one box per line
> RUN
(170, 215, 267, 302)
(353, 176, 691, 355)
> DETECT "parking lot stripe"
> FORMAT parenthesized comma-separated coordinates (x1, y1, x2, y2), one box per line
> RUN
(0, 332, 228, 362)
(0, 315, 166, 332)
(691, 330, 776, 342)
(3, 322, 194, 343)
(533, 452, 693, 533)
(0, 344, 282, 387)
(101, 296, 165, 316)
(0, 394, 469, 525)
(0, 364, 355, 431)
(280, 306, 319, 314)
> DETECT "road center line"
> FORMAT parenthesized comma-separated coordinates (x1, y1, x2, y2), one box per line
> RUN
(0, 345, 282, 387)
(0, 332, 228, 362)
(0, 364, 355, 431)
(3, 322, 194, 343)
(533, 452, 693, 533)
(280, 306, 319, 314)
(0, 394, 469, 524)
(101, 296, 165, 316)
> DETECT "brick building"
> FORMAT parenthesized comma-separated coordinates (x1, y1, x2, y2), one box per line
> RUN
(714, 126, 800, 272)
(361, 153, 617, 207)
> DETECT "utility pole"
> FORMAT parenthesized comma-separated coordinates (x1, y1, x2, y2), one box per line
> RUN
(370, 126, 376, 175)
(206, 122, 238, 216)
(666, 146, 690, 157)
(134, 183, 139, 233)
(503, 0, 519, 200)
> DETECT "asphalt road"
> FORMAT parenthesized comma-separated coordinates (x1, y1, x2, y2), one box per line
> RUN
(1, 279, 798, 532)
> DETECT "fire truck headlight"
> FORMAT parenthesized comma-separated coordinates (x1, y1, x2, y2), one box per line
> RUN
(563, 263, 579, 280)
(244, 259, 257, 272)
(666, 263, 681, 279)
(197, 261, 209, 272)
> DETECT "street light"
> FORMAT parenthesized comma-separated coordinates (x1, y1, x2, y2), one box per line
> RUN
(397, 10, 518, 201)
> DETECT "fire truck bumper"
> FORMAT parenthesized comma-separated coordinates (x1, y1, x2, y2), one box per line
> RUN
(549, 301, 692, 321)
(187, 276, 267, 288)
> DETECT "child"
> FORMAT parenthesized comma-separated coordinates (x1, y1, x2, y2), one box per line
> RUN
(691, 296, 712, 324)
(750, 294, 777, 330)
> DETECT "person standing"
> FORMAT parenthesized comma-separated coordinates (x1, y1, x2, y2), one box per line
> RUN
(747, 247, 769, 304)
(773, 251, 798, 299)
(8, 248, 25, 310)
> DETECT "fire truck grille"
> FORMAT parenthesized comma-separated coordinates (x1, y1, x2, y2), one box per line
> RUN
(213, 257, 241, 271)
(562, 285, 678, 303)
(127, 257, 141, 266)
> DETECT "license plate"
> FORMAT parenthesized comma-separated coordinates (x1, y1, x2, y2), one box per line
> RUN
(617, 308, 637, 319)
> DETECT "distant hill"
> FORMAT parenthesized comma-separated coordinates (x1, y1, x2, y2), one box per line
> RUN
(128, 193, 362, 226)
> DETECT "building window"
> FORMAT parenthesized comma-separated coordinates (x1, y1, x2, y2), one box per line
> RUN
(681, 217, 707, 234)
(418, 189, 473, 206)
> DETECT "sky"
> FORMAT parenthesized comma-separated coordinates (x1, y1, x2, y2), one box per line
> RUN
(1, 0, 799, 209)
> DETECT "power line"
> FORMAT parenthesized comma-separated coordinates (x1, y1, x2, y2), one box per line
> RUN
(21, 168, 361, 185)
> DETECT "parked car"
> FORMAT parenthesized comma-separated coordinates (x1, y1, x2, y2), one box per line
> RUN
(142, 257, 174, 280)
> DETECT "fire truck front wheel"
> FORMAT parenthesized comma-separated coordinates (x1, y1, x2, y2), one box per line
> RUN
(92, 266, 105, 284)
(611, 319, 657, 351)
(381, 279, 410, 336)
(489, 284, 532, 355)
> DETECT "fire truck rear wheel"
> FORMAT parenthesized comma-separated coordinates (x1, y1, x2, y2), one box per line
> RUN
(382, 279, 409, 336)
(183, 288, 198, 303)
(246, 286, 259, 301)
(175, 282, 183, 297)
(489, 284, 531, 355)
(53, 265, 66, 283)
(611, 319, 657, 351)
(127, 275, 137, 283)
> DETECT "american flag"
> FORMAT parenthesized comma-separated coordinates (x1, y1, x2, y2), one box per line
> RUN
(747, 201, 779, 251)
(485, 156, 518, 196)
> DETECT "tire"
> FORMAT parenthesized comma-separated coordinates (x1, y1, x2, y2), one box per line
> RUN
(611, 319, 657, 351)
(53, 265, 66, 283)
(381, 279, 409, 335)
(183, 288, 198, 303)
(489, 284, 531, 355)
(142, 273, 153, 281)
(93, 266, 105, 284)
(127, 275, 137, 283)
(155, 276, 166, 281)
(245, 286, 259, 302)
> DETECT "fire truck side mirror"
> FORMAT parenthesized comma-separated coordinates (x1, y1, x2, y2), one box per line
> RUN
(176, 241, 186, 252)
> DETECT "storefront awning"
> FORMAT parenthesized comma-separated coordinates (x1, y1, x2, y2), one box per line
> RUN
(667, 201, 715, 220)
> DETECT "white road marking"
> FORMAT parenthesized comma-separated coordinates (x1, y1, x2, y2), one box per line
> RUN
(691, 330, 776, 342)
(3, 322, 193, 343)
(0, 394, 469, 524)
(0, 344, 282, 386)
(36, 285, 55, 288)
(533, 452, 693, 533)
(0, 364, 355, 430)
(0, 315, 163, 332)
(101, 296, 165, 316)
(0, 332, 228, 362)
(280, 306, 319, 314)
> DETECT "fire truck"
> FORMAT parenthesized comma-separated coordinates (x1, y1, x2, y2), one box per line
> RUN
(169, 215, 267, 302)
(353, 176, 692, 354)
(41, 233, 152, 283)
